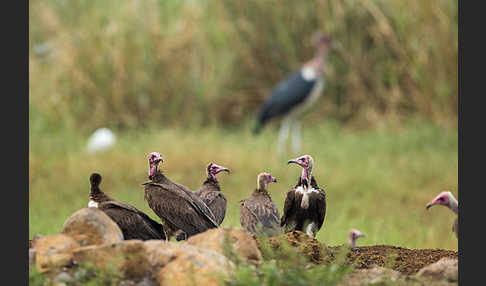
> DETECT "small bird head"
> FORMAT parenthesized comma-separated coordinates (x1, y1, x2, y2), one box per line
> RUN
(147, 152, 164, 178)
(312, 31, 332, 48)
(257, 172, 277, 190)
(207, 163, 231, 179)
(426, 191, 455, 210)
(148, 152, 163, 164)
(288, 154, 313, 169)
(349, 229, 365, 248)
(89, 173, 102, 188)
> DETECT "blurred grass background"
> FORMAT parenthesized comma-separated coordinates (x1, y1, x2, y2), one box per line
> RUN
(29, 0, 458, 250)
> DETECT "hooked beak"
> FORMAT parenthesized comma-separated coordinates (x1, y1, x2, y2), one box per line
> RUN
(271, 177, 277, 183)
(288, 159, 305, 168)
(217, 167, 231, 174)
(426, 202, 434, 210)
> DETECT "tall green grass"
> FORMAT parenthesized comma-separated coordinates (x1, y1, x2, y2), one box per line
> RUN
(29, 120, 458, 251)
(29, 0, 457, 132)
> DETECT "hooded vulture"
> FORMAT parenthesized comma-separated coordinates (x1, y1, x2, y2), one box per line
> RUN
(240, 172, 281, 237)
(280, 154, 327, 238)
(88, 173, 165, 240)
(142, 152, 219, 241)
(194, 163, 230, 226)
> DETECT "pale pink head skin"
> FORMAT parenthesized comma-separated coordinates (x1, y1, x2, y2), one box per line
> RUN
(348, 229, 365, 248)
(207, 163, 230, 180)
(288, 155, 314, 182)
(147, 152, 163, 178)
(426, 191, 458, 214)
(257, 172, 277, 191)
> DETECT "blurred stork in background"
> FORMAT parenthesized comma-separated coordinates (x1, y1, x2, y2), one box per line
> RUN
(253, 32, 335, 155)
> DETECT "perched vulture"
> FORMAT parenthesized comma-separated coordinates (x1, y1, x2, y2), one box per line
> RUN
(194, 163, 230, 225)
(88, 173, 165, 241)
(426, 191, 458, 239)
(348, 229, 365, 250)
(239, 172, 281, 237)
(142, 152, 219, 241)
(281, 154, 327, 237)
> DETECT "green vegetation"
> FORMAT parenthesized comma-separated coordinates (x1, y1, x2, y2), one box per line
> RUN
(29, 0, 457, 132)
(29, 120, 458, 251)
(29, 0, 458, 283)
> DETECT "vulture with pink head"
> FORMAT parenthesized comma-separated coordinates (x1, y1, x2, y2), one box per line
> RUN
(88, 173, 166, 241)
(281, 154, 327, 238)
(426, 191, 458, 238)
(194, 163, 231, 226)
(142, 152, 219, 241)
(239, 172, 281, 237)
(348, 229, 365, 250)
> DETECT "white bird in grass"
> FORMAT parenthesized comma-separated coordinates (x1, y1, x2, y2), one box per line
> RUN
(87, 128, 116, 154)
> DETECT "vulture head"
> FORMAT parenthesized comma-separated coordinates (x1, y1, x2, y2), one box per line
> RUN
(206, 163, 230, 180)
(426, 191, 458, 214)
(288, 154, 314, 182)
(147, 152, 164, 178)
(348, 229, 365, 249)
(257, 172, 277, 191)
(90, 173, 102, 188)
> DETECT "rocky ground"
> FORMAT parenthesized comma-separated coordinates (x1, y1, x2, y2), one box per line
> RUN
(29, 207, 458, 286)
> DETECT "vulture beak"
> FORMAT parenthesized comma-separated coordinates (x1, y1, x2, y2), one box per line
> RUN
(288, 159, 305, 168)
(288, 159, 299, 165)
(217, 167, 231, 174)
(426, 202, 434, 210)
(271, 176, 277, 183)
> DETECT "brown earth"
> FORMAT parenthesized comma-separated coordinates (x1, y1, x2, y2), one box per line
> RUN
(257, 231, 458, 276)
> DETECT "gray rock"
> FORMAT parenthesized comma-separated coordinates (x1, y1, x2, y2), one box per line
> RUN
(415, 258, 458, 282)
(53, 272, 74, 283)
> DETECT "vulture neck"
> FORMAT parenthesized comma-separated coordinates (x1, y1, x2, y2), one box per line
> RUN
(449, 197, 458, 214)
(301, 166, 313, 186)
(203, 176, 220, 191)
(256, 177, 269, 194)
(150, 169, 166, 184)
(90, 186, 112, 203)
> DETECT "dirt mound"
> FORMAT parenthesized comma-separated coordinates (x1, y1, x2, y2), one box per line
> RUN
(343, 245, 457, 275)
(326, 244, 458, 276)
(256, 231, 457, 276)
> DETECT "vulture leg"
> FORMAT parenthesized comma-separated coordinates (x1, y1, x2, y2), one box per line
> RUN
(277, 117, 292, 154)
(291, 120, 302, 155)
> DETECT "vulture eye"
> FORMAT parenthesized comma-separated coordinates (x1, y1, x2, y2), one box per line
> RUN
(439, 197, 444, 201)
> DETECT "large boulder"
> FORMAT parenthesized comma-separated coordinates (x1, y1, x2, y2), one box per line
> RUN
(186, 227, 262, 264)
(415, 258, 458, 284)
(33, 234, 80, 273)
(156, 242, 233, 286)
(338, 266, 404, 286)
(61, 207, 123, 246)
(72, 240, 151, 280)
